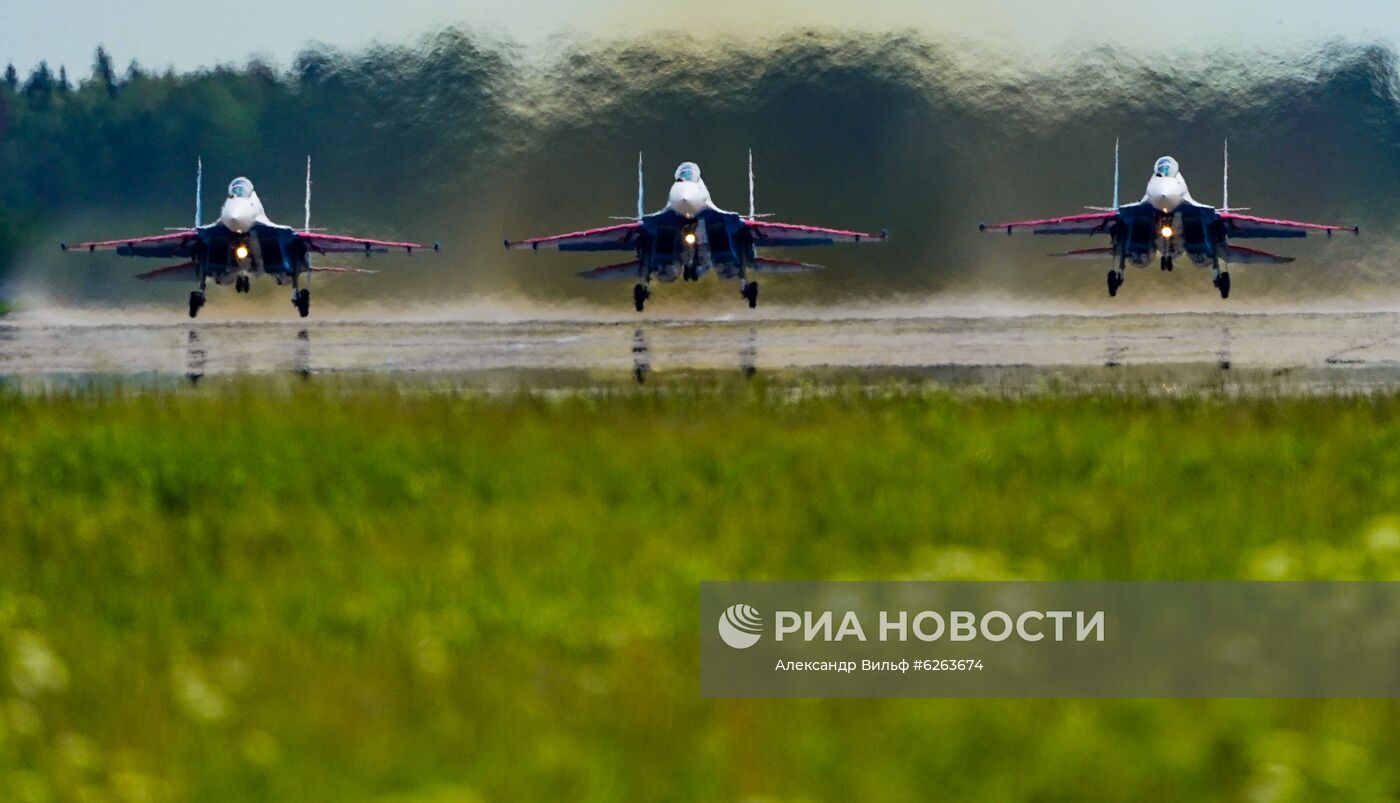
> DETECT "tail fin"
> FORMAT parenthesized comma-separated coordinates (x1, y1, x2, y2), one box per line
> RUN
(304, 155, 313, 231)
(195, 157, 203, 227)
(753, 256, 821, 273)
(748, 148, 756, 220)
(636, 151, 644, 220)
(1111, 137, 1119, 209)
(1219, 140, 1249, 212)
(1224, 245, 1294, 265)
(1086, 139, 1120, 212)
(577, 259, 643, 280)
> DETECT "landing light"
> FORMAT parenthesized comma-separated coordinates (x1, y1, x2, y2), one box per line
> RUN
(1160, 226, 1174, 240)
(235, 244, 250, 260)
(684, 232, 697, 245)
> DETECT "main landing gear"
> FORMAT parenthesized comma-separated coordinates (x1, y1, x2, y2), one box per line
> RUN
(235, 275, 251, 293)
(188, 291, 205, 319)
(1213, 271, 1231, 299)
(294, 289, 311, 318)
(742, 281, 759, 309)
(633, 283, 650, 312)
(1211, 257, 1230, 299)
(1106, 270, 1122, 298)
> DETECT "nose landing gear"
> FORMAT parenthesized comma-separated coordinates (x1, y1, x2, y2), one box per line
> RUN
(294, 289, 311, 318)
(188, 290, 205, 318)
(633, 283, 650, 312)
(1160, 255, 1174, 272)
(1106, 270, 1122, 297)
(235, 275, 251, 293)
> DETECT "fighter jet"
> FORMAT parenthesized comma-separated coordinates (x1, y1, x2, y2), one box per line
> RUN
(62, 158, 438, 318)
(980, 142, 1358, 298)
(505, 153, 887, 311)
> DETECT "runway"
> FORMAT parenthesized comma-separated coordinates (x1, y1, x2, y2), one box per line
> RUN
(3, 309, 1400, 391)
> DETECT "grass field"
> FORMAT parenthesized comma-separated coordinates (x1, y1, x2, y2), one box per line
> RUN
(2, 379, 1400, 801)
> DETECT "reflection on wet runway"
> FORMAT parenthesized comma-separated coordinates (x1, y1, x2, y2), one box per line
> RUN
(3, 311, 1400, 389)
(186, 329, 206, 384)
(632, 329, 649, 384)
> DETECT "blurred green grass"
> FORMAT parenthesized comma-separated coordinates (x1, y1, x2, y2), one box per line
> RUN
(2, 380, 1400, 801)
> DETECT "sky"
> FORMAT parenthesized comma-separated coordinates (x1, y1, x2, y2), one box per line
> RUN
(5, 0, 1400, 75)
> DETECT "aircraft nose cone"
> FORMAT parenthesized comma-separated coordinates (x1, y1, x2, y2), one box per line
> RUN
(223, 199, 256, 233)
(669, 183, 706, 218)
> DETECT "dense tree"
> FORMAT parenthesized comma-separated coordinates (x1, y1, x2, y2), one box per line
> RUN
(22, 61, 52, 106)
(93, 46, 118, 98)
(3, 64, 16, 90)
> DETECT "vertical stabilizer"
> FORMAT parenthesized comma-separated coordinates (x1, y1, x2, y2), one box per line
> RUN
(636, 151, 644, 220)
(1111, 138, 1120, 209)
(304, 155, 313, 231)
(1222, 139, 1229, 211)
(748, 148, 756, 220)
(195, 157, 203, 227)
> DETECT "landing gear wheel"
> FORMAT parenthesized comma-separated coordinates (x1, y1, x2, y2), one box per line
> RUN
(1106, 270, 1122, 298)
(633, 283, 649, 312)
(1165, 256, 1174, 272)
(296, 289, 311, 318)
(1215, 271, 1231, 299)
(743, 281, 759, 309)
(188, 291, 205, 319)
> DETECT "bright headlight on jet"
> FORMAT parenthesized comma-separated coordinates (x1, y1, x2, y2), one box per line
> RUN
(1160, 225, 1174, 239)
(684, 232, 697, 245)
(235, 244, 249, 260)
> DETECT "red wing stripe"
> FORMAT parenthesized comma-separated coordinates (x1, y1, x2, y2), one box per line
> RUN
(982, 212, 1118, 229)
(1220, 213, 1358, 233)
(64, 230, 196, 250)
(750, 222, 886, 238)
(506, 222, 641, 248)
(298, 232, 429, 249)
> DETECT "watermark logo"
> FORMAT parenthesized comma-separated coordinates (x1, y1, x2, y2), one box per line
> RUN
(718, 603, 764, 649)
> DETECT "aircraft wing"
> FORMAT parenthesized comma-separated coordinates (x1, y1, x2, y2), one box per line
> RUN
(979, 211, 1120, 236)
(296, 231, 436, 254)
(61, 229, 200, 258)
(1217, 213, 1359, 239)
(744, 221, 887, 246)
(505, 222, 644, 252)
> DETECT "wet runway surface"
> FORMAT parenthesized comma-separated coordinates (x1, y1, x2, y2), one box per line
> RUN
(4, 311, 1400, 391)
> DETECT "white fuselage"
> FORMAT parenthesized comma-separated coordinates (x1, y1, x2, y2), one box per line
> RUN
(668, 178, 714, 219)
(220, 192, 271, 234)
(1144, 173, 1191, 214)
